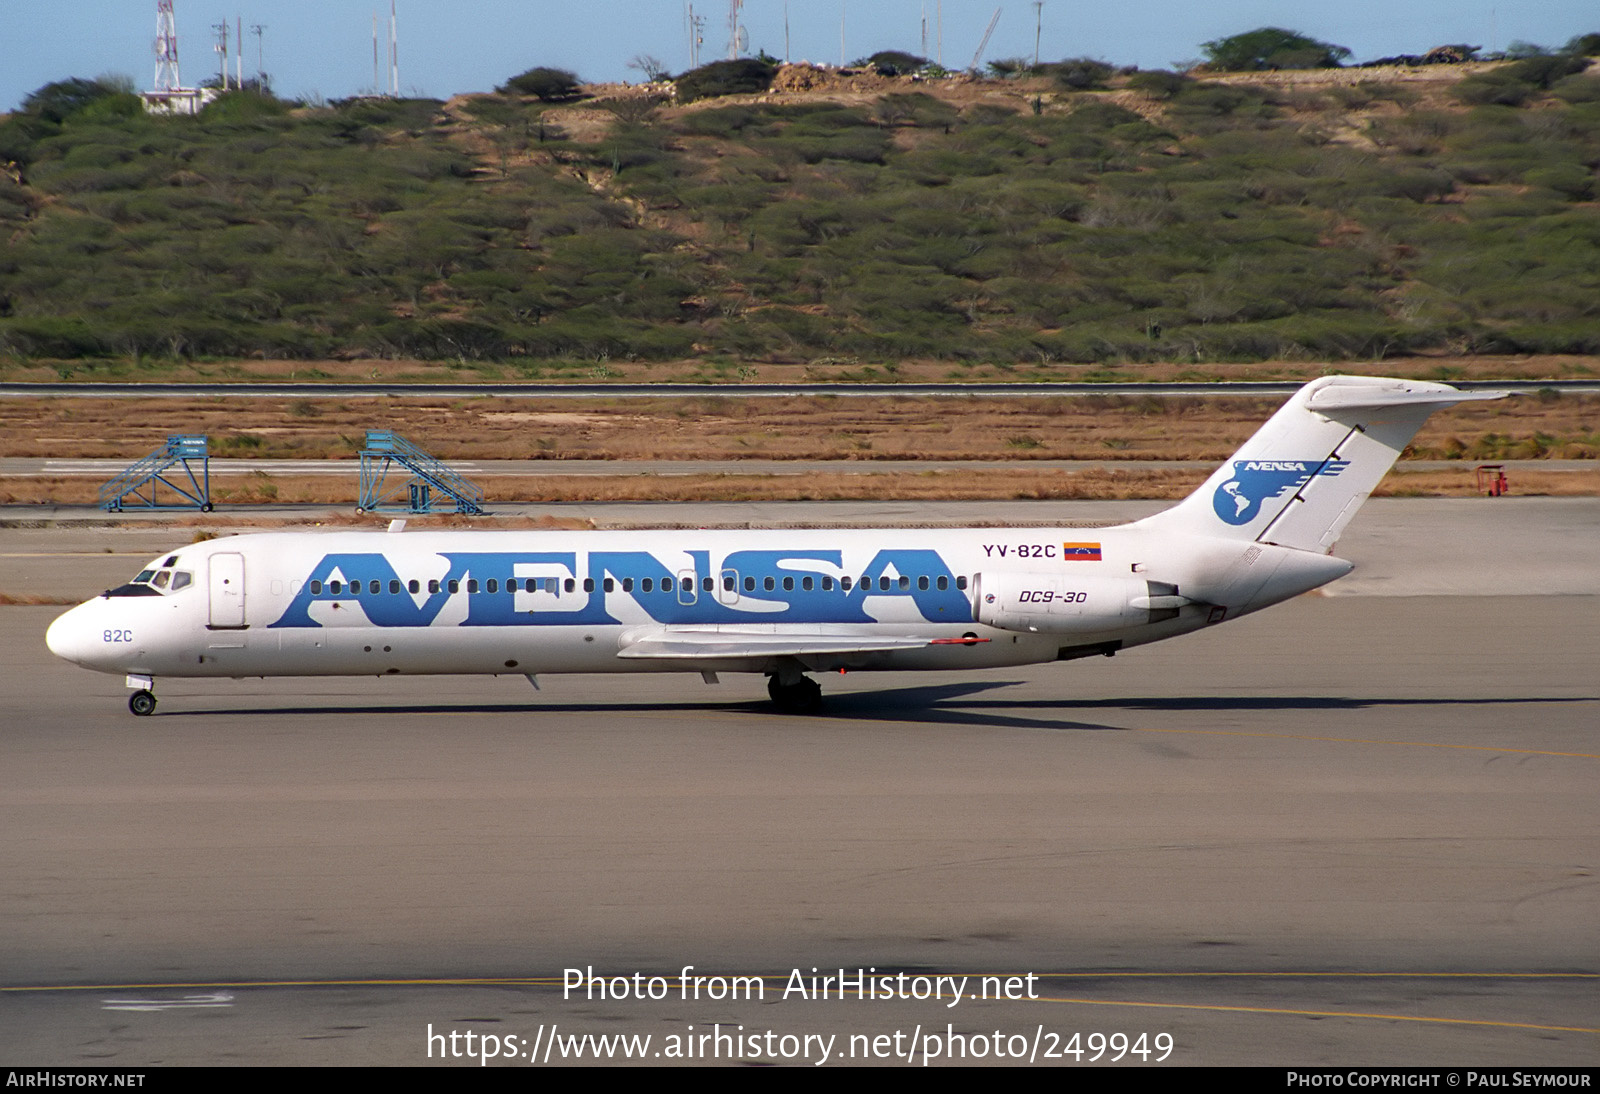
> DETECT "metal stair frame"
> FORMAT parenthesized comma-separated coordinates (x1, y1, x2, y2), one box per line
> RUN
(99, 435, 212, 512)
(358, 431, 484, 515)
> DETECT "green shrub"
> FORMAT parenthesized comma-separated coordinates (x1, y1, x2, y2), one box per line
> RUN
(861, 51, 928, 77)
(1201, 28, 1351, 71)
(674, 58, 777, 103)
(498, 67, 583, 102)
(1126, 70, 1192, 99)
(1052, 58, 1115, 90)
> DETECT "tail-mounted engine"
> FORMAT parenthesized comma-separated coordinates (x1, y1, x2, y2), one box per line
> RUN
(973, 572, 1192, 635)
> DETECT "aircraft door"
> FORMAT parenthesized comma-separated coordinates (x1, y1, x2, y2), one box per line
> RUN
(208, 552, 247, 629)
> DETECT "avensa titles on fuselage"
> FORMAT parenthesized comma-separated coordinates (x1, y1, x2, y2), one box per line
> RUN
(45, 376, 1507, 715)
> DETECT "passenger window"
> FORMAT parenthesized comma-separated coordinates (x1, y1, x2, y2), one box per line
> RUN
(898, 576, 909, 590)
(623, 578, 634, 592)
(330, 580, 342, 595)
(467, 580, 479, 594)
(566, 578, 577, 593)
(409, 579, 420, 594)
(489, 579, 500, 593)
(880, 577, 892, 591)
(603, 577, 614, 592)
(682, 577, 693, 592)
(723, 576, 735, 591)
(448, 579, 459, 594)
(743, 576, 754, 592)
(370, 580, 380, 594)
(427, 579, 439, 594)
(584, 578, 595, 593)
(763, 577, 775, 591)
(822, 576, 833, 591)
(841, 576, 852, 591)
(642, 578, 653, 593)
(918, 576, 929, 590)
(782, 576, 794, 591)
(311, 580, 323, 594)
(937, 576, 948, 590)
(702, 576, 713, 592)
(803, 576, 813, 591)
(956, 575, 968, 590)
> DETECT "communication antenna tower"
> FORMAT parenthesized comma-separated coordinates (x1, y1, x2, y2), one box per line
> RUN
(250, 23, 266, 86)
(686, 3, 705, 68)
(370, 7, 398, 96)
(154, 0, 182, 91)
(727, 0, 744, 60)
(389, 0, 399, 97)
(212, 19, 230, 90)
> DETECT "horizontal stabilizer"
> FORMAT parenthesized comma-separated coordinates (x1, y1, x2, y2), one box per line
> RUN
(1306, 386, 1509, 412)
(618, 626, 934, 661)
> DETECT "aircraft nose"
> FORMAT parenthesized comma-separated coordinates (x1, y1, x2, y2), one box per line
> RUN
(46, 602, 99, 666)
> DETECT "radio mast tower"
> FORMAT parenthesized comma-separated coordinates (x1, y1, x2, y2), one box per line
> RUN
(213, 20, 230, 90)
(389, 0, 399, 96)
(154, 0, 182, 91)
(727, 0, 743, 60)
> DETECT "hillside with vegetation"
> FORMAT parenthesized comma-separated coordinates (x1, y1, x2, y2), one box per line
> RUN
(2, 44, 1598, 378)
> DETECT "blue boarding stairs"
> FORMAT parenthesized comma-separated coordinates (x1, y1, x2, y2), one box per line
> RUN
(357, 431, 484, 515)
(99, 435, 212, 512)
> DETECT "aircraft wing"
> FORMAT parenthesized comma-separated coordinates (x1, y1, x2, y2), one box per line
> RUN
(616, 626, 940, 661)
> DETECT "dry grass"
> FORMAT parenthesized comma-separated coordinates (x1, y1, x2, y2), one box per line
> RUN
(4, 467, 1593, 507)
(5, 354, 1596, 389)
(1, 390, 1594, 464)
(0, 592, 78, 605)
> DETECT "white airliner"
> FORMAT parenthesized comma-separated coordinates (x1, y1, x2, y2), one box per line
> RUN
(46, 376, 1503, 715)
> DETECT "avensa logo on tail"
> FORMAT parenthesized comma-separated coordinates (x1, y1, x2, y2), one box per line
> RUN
(1212, 459, 1350, 525)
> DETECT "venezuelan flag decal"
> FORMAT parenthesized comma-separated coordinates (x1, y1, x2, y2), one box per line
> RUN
(1062, 542, 1102, 561)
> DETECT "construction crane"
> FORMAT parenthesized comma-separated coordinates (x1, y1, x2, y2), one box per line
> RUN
(971, 7, 1001, 72)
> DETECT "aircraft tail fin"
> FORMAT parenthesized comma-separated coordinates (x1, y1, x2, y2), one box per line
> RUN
(1138, 376, 1507, 553)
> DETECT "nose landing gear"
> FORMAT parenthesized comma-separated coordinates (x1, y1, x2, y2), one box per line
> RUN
(126, 674, 157, 716)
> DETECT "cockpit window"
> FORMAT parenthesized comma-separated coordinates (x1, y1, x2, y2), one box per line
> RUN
(116, 565, 193, 596)
(163, 556, 179, 567)
(105, 583, 163, 598)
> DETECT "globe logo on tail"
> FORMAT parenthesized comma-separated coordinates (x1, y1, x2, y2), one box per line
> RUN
(1212, 459, 1349, 525)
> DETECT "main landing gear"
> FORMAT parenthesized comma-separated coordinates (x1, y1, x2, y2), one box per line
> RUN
(767, 670, 823, 714)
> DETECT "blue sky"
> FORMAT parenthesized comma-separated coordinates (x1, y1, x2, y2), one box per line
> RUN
(6, 1, 1595, 111)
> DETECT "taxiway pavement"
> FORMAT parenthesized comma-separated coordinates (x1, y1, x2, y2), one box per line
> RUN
(1, 500, 1595, 1066)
